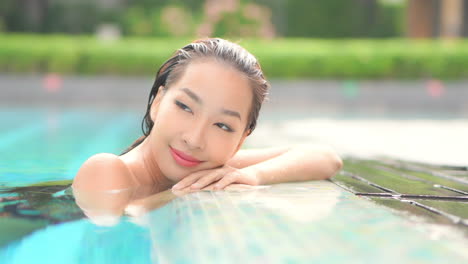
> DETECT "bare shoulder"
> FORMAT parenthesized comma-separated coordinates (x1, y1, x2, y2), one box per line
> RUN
(72, 153, 135, 190)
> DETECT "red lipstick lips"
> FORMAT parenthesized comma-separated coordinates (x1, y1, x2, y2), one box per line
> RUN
(170, 147, 202, 167)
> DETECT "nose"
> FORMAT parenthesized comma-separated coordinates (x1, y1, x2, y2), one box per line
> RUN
(181, 120, 206, 150)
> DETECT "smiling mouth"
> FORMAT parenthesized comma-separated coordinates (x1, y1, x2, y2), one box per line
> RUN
(170, 147, 202, 167)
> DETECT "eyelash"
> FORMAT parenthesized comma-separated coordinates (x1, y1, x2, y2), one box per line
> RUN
(175, 100, 192, 113)
(216, 123, 234, 132)
(174, 100, 234, 133)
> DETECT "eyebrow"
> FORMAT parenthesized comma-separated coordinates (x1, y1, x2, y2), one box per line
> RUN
(222, 109, 242, 120)
(182, 88, 202, 104)
(180, 88, 242, 120)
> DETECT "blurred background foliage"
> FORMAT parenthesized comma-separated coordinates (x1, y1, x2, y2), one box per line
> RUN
(0, 0, 404, 38)
(3, 35, 468, 79)
(1, 0, 468, 79)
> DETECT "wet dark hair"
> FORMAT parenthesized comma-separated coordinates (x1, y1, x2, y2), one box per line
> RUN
(121, 38, 270, 155)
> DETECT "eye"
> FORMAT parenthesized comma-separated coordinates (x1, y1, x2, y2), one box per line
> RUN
(215, 123, 234, 132)
(175, 100, 192, 114)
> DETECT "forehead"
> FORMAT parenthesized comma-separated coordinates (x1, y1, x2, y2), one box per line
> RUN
(170, 60, 253, 119)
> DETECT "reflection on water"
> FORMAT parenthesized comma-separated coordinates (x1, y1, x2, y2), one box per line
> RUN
(129, 182, 340, 225)
(1, 178, 467, 263)
(73, 186, 158, 226)
(74, 184, 183, 226)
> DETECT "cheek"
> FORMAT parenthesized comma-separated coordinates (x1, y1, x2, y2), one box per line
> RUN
(206, 134, 241, 164)
(154, 105, 189, 135)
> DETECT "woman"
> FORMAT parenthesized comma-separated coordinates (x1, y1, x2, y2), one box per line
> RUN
(72, 38, 342, 194)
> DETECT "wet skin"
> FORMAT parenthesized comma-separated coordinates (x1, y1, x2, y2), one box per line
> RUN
(72, 59, 343, 221)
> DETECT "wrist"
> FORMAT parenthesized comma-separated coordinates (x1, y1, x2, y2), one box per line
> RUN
(241, 166, 262, 186)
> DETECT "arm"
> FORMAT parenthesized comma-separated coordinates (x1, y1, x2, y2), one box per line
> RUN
(226, 146, 291, 169)
(173, 145, 343, 190)
(235, 145, 343, 185)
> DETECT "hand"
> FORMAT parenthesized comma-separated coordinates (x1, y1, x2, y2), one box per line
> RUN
(172, 165, 259, 191)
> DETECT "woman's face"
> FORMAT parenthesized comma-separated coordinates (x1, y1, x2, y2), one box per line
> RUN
(148, 59, 253, 182)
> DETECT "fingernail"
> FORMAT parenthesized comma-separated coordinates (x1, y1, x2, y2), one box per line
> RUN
(172, 184, 180, 190)
(191, 183, 200, 189)
(214, 184, 220, 190)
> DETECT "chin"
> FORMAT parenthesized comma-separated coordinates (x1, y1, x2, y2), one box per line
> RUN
(163, 169, 186, 182)
(164, 165, 194, 182)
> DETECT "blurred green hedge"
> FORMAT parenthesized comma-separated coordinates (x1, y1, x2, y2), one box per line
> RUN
(1, 34, 468, 79)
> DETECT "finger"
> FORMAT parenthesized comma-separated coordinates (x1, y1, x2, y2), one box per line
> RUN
(172, 171, 204, 190)
(201, 183, 217, 191)
(190, 171, 223, 190)
(214, 174, 237, 190)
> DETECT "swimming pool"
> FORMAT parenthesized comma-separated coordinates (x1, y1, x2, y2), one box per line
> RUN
(1, 106, 467, 263)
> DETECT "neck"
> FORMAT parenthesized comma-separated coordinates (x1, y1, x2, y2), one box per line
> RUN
(122, 138, 174, 191)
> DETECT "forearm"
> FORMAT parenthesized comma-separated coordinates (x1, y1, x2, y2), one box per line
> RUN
(173, 145, 342, 191)
(227, 146, 291, 169)
(242, 145, 343, 185)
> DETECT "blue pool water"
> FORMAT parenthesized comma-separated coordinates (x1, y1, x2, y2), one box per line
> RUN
(0, 108, 140, 186)
(1, 107, 467, 263)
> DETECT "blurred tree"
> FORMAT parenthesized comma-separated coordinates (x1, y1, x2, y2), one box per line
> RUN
(44, 1, 100, 34)
(0, 0, 48, 32)
(406, 0, 435, 38)
(159, 5, 194, 37)
(211, 9, 258, 38)
(121, 0, 204, 36)
(0, 0, 405, 38)
(197, 0, 275, 38)
(255, 0, 404, 38)
(406, 0, 468, 38)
